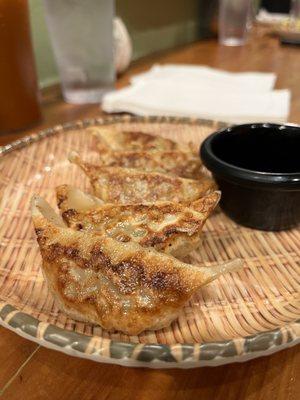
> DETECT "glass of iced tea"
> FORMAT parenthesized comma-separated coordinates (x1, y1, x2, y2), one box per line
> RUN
(0, 0, 41, 133)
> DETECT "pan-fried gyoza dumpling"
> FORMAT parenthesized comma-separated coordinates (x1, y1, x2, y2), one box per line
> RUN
(32, 196, 242, 335)
(89, 126, 195, 152)
(56, 185, 220, 258)
(95, 148, 202, 179)
(69, 152, 216, 203)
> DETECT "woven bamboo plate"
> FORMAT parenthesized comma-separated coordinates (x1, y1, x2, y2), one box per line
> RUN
(0, 116, 299, 368)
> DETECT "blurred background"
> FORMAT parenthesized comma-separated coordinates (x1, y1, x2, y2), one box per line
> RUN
(30, 0, 219, 88)
(29, 0, 295, 89)
(1, 0, 298, 132)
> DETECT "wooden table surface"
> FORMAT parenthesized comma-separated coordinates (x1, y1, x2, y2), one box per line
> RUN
(0, 28, 299, 399)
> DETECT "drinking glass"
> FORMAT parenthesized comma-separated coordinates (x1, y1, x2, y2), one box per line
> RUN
(0, 0, 41, 132)
(219, 0, 251, 46)
(290, 0, 300, 20)
(43, 0, 115, 104)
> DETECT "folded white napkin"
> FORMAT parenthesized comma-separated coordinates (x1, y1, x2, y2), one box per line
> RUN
(131, 64, 277, 92)
(103, 64, 290, 123)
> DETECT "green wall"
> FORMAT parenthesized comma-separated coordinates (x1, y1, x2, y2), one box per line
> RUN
(29, 0, 216, 88)
(29, 0, 58, 88)
(117, 0, 216, 59)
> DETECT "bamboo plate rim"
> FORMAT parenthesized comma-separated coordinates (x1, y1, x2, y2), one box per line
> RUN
(0, 115, 299, 368)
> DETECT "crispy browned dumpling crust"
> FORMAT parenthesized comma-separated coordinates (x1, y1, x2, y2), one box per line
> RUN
(95, 149, 202, 179)
(89, 126, 195, 152)
(56, 185, 220, 258)
(69, 153, 216, 204)
(32, 196, 241, 335)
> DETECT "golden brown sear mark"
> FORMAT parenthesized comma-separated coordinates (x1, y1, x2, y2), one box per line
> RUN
(56, 185, 220, 258)
(89, 126, 195, 152)
(69, 152, 216, 204)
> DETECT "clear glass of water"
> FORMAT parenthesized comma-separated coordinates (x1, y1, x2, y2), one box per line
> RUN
(43, 0, 115, 104)
(219, 0, 251, 46)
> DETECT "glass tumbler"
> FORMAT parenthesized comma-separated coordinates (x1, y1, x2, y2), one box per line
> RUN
(0, 0, 41, 132)
(290, 0, 300, 20)
(219, 0, 251, 46)
(43, 0, 115, 104)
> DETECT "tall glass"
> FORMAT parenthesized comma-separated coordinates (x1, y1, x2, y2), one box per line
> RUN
(290, 0, 300, 20)
(43, 0, 115, 104)
(0, 0, 41, 132)
(219, 0, 251, 46)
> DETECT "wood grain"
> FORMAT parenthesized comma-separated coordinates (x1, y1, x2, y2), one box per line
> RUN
(0, 328, 38, 392)
(1, 345, 299, 400)
(0, 27, 299, 399)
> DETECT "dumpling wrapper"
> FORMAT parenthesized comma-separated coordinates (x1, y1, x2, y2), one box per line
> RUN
(32, 196, 242, 335)
(89, 126, 195, 152)
(56, 185, 220, 258)
(69, 152, 216, 204)
(94, 148, 202, 179)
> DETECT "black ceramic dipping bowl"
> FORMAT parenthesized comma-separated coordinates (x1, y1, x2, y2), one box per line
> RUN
(200, 123, 300, 231)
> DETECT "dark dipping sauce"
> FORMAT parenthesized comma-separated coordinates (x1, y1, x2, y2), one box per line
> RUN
(200, 123, 300, 231)
(211, 124, 300, 174)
